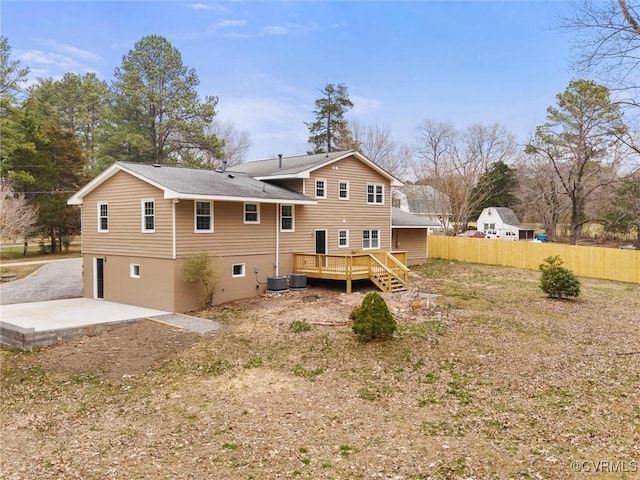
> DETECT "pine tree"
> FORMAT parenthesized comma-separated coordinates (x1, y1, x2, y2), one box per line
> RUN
(306, 83, 354, 154)
(469, 160, 518, 219)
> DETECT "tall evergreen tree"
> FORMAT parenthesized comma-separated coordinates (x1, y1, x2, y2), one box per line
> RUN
(8, 115, 85, 252)
(469, 160, 518, 219)
(103, 35, 223, 166)
(29, 73, 110, 173)
(0, 36, 34, 175)
(306, 83, 354, 154)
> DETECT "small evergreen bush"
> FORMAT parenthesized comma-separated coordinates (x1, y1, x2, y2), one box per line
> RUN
(539, 255, 580, 299)
(351, 292, 397, 340)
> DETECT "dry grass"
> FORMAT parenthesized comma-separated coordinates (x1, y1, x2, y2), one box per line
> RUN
(1, 260, 639, 479)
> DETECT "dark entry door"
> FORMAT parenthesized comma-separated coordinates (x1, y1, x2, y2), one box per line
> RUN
(315, 230, 327, 268)
(315, 230, 327, 255)
(95, 258, 104, 299)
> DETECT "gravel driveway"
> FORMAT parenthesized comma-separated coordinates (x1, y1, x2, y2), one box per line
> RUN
(0, 258, 82, 305)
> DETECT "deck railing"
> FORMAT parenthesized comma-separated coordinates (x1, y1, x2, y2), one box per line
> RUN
(293, 251, 408, 293)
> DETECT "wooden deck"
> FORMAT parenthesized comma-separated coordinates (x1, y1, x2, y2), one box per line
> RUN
(293, 251, 409, 294)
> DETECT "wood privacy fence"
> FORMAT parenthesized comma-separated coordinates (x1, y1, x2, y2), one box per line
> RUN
(428, 236, 640, 284)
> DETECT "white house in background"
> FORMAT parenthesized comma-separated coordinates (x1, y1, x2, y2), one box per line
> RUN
(392, 185, 450, 234)
(476, 207, 535, 241)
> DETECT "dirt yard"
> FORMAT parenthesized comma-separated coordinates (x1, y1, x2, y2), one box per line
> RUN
(1, 260, 639, 479)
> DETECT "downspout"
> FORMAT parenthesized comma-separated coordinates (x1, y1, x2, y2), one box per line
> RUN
(275, 203, 280, 276)
(172, 199, 177, 259)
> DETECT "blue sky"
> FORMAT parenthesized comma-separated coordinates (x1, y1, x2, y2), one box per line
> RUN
(2, 1, 576, 160)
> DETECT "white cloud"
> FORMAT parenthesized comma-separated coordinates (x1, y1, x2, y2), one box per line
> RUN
(351, 95, 383, 116)
(262, 25, 288, 36)
(16, 40, 102, 82)
(216, 96, 309, 159)
(45, 41, 101, 62)
(214, 19, 247, 28)
(184, 2, 232, 14)
(18, 50, 76, 69)
(224, 22, 318, 39)
(185, 3, 211, 10)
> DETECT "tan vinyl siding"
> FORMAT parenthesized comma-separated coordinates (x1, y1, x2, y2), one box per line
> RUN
(392, 229, 427, 265)
(83, 254, 175, 311)
(175, 201, 277, 257)
(269, 178, 304, 194)
(82, 171, 173, 258)
(174, 254, 278, 311)
(279, 155, 392, 256)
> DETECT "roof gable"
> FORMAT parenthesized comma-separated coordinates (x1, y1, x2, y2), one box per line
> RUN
(232, 150, 403, 186)
(68, 162, 316, 206)
(480, 207, 521, 226)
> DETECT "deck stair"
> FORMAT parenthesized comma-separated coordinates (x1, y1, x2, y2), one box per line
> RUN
(368, 252, 408, 293)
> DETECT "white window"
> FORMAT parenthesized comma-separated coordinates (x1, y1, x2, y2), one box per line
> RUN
(280, 205, 294, 232)
(142, 198, 155, 232)
(367, 183, 384, 204)
(338, 181, 349, 200)
(338, 229, 349, 248)
(362, 229, 380, 249)
(232, 263, 245, 278)
(315, 178, 327, 199)
(244, 203, 260, 224)
(194, 201, 213, 232)
(130, 263, 140, 278)
(97, 202, 108, 232)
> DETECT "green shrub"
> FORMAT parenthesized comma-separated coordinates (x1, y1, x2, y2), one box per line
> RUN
(539, 256, 580, 299)
(289, 320, 312, 333)
(351, 292, 397, 340)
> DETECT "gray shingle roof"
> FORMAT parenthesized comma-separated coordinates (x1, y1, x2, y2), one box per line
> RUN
(118, 162, 314, 203)
(394, 185, 450, 215)
(492, 207, 521, 226)
(392, 208, 440, 228)
(68, 162, 315, 206)
(232, 150, 402, 186)
(232, 151, 350, 178)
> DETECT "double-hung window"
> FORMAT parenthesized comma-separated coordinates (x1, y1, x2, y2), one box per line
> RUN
(142, 199, 155, 233)
(244, 203, 260, 224)
(338, 229, 349, 248)
(338, 181, 349, 200)
(281, 205, 294, 232)
(97, 202, 108, 232)
(315, 178, 327, 199)
(362, 229, 380, 249)
(195, 201, 213, 232)
(367, 183, 384, 204)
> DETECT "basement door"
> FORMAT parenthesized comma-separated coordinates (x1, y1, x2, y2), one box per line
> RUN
(94, 257, 105, 299)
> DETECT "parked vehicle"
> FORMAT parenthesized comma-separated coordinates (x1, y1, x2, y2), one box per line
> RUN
(486, 229, 518, 241)
(535, 233, 549, 242)
(457, 230, 485, 238)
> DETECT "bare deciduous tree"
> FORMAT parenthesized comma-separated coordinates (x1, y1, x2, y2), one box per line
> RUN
(207, 119, 251, 167)
(0, 181, 38, 246)
(563, 1, 640, 105)
(526, 79, 628, 244)
(349, 120, 411, 178)
(413, 120, 517, 232)
(514, 153, 569, 239)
